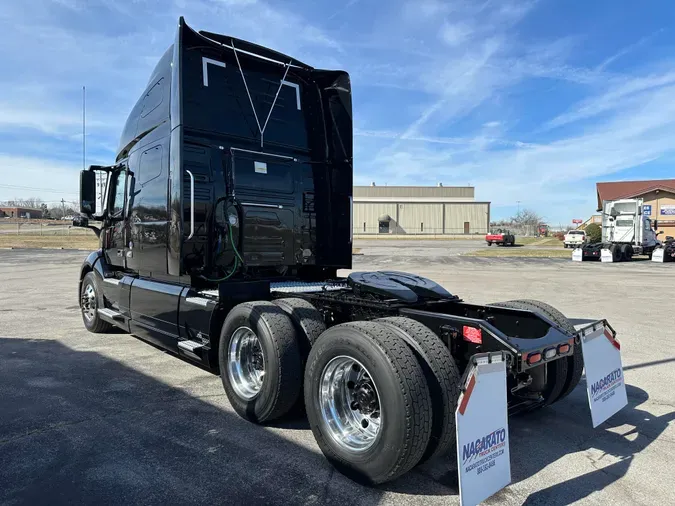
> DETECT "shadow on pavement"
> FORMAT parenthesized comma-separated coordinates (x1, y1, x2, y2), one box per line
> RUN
(2, 337, 670, 504)
(0, 338, 388, 506)
(498, 382, 674, 505)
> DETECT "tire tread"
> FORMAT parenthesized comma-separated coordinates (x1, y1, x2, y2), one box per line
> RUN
(377, 316, 460, 462)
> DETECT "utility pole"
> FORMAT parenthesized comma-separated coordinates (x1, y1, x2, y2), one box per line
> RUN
(82, 86, 86, 171)
(61, 198, 66, 218)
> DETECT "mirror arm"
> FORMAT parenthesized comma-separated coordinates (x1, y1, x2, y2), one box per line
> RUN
(86, 224, 102, 239)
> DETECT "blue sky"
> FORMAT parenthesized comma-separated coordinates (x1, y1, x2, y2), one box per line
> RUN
(1, 0, 675, 224)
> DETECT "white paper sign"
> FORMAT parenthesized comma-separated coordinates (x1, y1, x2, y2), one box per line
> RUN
(254, 161, 268, 174)
(572, 248, 583, 262)
(601, 249, 614, 262)
(580, 326, 628, 428)
(652, 248, 665, 262)
(456, 354, 511, 506)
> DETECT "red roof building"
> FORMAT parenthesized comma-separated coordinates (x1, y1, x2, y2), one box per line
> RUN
(596, 179, 675, 210)
(595, 179, 675, 234)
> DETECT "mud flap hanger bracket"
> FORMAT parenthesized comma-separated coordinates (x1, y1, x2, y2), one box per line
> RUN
(459, 351, 508, 394)
(572, 318, 614, 343)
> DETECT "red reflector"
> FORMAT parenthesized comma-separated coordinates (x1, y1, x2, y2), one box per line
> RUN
(604, 328, 621, 350)
(462, 326, 482, 344)
(527, 352, 542, 365)
(558, 343, 570, 354)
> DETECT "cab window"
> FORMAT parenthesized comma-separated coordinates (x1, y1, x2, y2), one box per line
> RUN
(111, 171, 126, 217)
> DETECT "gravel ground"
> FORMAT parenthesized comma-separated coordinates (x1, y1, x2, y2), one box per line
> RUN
(1, 248, 673, 506)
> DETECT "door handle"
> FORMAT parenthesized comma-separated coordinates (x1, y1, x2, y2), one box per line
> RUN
(186, 169, 195, 240)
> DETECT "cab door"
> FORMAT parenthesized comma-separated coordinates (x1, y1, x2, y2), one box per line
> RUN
(104, 169, 130, 270)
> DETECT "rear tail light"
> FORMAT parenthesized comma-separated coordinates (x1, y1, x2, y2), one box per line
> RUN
(558, 343, 571, 354)
(544, 348, 557, 360)
(527, 352, 542, 365)
(462, 326, 482, 344)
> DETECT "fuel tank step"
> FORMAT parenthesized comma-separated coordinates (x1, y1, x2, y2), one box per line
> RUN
(97, 308, 124, 322)
(178, 340, 205, 360)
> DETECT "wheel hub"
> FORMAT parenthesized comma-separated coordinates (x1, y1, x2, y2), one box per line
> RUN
(319, 356, 382, 452)
(81, 284, 97, 322)
(227, 326, 265, 400)
(352, 380, 379, 416)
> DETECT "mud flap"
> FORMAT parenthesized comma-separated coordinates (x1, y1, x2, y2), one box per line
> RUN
(652, 248, 665, 262)
(579, 324, 628, 427)
(456, 352, 511, 506)
(600, 248, 614, 262)
(572, 248, 583, 261)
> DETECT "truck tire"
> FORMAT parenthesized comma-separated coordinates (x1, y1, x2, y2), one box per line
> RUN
(219, 301, 303, 423)
(620, 244, 633, 261)
(377, 317, 460, 463)
(80, 272, 113, 333)
(489, 300, 581, 405)
(304, 321, 432, 485)
(272, 298, 326, 351)
(272, 298, 327, 412)
(610, 243, 621, 262)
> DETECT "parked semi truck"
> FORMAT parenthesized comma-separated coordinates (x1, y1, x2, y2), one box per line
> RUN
(74, 18, 620, 486)
(652, 235, 675, 262)
(573, 198, 661, 262)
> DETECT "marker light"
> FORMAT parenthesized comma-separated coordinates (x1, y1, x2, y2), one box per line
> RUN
(462, 326, 482, 344)
(544, 348, 557, 360)
(527, 352, 542, 365)
(558, 343, 571, 354)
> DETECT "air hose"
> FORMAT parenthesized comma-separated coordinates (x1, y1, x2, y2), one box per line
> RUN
(200, 196, 245, 283)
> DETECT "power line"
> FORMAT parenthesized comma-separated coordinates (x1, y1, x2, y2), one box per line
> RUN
(0, 183, 78, 195)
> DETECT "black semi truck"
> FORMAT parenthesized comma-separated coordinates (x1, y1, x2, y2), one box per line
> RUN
(75, 18, 609, 485)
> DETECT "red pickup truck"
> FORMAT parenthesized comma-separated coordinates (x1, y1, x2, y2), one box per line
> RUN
(486, 230, 515, 246)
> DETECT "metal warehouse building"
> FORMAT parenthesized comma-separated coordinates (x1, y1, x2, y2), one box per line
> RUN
(353, 184, 490, 236)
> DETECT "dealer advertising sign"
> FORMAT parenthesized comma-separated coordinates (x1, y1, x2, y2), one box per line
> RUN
(660, 204, 675, 216)
(579, 325, 628, 428)
(456, 353, 511, 506)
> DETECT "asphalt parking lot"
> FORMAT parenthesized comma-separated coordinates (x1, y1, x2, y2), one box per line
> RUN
(1, 247, 674, 505)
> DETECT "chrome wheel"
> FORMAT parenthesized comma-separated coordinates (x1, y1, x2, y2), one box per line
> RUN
(81, 283, 97, 322)
(228, 327, 265, 400)
(319, 356, 382, 452)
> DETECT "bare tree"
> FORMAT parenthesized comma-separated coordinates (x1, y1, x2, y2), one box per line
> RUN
(511, 209, 544, 227)
(0, 197, 44, 208)
(509, 209, 545, 236)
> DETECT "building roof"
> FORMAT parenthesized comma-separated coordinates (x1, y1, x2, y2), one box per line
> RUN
(354, 185, 474, 200)
(596, 179, 675, 210)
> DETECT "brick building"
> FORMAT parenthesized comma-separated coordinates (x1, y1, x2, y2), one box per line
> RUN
(596, 179, 675, 237)
(0, 207, 43, 219)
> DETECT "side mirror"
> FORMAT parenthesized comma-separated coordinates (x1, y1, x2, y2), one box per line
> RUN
(80, 170, 97, 217)
(657, 231, 664, 236)
(654, 220, 659, 229)
(72, 215, 89, 228)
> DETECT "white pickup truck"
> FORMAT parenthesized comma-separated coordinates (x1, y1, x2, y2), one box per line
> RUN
(564, 229, 586, 248)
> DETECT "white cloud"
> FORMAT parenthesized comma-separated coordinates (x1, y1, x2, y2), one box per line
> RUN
(0, 154, 81, 201)
(545, 71, 675, 129)
(358, 79, 675, 212)
(596, 29, 664, 72)
(440, 22, 473, 47)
